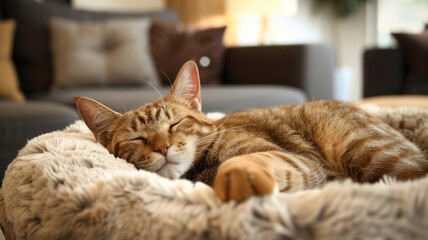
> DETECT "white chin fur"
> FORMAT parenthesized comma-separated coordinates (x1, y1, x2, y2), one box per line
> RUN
(156, 145, 194, 179)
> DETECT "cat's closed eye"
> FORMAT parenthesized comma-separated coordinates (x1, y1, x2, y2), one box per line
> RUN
(131, 137, 146, 144)
(169, 118, 185, 131)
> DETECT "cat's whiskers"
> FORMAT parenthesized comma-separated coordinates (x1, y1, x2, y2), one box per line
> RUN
(193, 128, 254, 162)
(193, 143, 223, 159)
(140, 78, 166, 111)
(114, 93, 128, 112)
(193, 123, 261, 159)
(174, 138, 222, 163)
(179, 140, 220, 156)
(197, 127, 254, 142)
(195, 149, 219, 168)
(198, 147, 220, 159)
(160, 70, 173, 87)
(198, 123, 254, 141)
(194, 138, 227, 147)
(195, 150, 211, 162)
(192, 127, 262, 163)
(200, 113, 232, 138)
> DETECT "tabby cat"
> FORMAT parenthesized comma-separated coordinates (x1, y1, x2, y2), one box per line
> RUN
(75, 61, 428, 202)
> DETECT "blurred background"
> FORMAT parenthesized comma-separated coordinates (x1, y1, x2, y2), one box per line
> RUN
(63, 0, 428, 101)
(1, 0, 427, 174)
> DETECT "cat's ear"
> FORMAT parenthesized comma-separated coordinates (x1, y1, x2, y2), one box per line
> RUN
(169, 61, 202, 111)
(74, 97, 121, 146)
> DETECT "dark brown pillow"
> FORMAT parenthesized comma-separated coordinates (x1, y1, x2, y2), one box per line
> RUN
(392, 29, 428, 94)
(150, 19, 226, 85)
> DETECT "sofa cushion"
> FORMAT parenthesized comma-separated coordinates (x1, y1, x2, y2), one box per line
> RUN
(363, 48, 405, 97)
(32, 85, 307, 113)
(150, 19, 226, 85)
(392, 29, 428, 94)
(0, 19, 25, 102)
(0, 101, 80, 184)
(50, 17, 159, 89)
(0, 0, 178, 95)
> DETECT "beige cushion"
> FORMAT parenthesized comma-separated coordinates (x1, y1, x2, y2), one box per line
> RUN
(0, 19, 26, 102)
(50, 18, 160, 90)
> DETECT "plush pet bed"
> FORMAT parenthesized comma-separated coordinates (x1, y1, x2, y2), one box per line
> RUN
(1, 105, 428, 240)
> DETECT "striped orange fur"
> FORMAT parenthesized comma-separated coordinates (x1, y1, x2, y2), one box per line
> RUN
(75, 61, 428, 202)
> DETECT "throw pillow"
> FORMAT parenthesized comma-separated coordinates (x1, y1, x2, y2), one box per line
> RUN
(150, 19, 226, 85)
(0, 19, 26, 102)
(392, 29, 428, 94)
(50, 18, 160, 90)
(1, 0, 178, 95)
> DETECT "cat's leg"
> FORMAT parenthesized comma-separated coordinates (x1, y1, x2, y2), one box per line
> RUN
(213, 151, 327, 202)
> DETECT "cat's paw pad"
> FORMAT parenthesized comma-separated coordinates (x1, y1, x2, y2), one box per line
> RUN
(213, 160, 277, 203)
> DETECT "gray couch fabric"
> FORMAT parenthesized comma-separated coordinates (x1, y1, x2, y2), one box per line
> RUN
(35, 85, 307, 113)
(0, 101, 80, 182)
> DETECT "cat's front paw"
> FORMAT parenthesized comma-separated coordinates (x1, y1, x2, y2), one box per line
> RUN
(213, 158, 277, 203)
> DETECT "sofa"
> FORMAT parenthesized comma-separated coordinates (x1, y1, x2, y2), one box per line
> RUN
(363, 25, 428, 98)
(361, 26, 428, 110)
(0, 0, 335, 184)
(363, 48, 405, 98)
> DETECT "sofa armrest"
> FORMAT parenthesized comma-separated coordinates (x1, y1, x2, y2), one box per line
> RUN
(363, 48, 405, 97)
(222, 44, 335, 99)
(0, 101, 80, 185)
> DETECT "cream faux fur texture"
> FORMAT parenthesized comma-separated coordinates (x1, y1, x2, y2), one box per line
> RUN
(1, 106, 428, 240)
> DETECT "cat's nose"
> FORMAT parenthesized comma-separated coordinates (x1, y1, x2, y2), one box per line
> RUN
(155, 143, 170, 156)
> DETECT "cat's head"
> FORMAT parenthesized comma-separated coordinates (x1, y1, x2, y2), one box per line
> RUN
(75, 61, 217, 179)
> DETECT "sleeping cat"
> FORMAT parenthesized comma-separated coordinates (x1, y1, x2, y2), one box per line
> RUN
(75, 61, 428, 202)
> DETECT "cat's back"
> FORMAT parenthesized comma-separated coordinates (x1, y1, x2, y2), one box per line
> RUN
(216, 100, 376, 156)
(220, 100, 373, 135)
(219, 100, 391, 157)
(217, 100, 427, 181)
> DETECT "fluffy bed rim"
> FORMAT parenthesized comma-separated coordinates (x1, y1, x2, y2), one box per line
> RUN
(1, 105, 428, 240)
